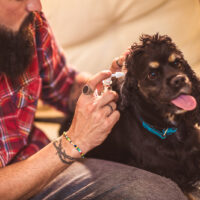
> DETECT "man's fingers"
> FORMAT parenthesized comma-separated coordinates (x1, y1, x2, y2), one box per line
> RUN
(87, 70, 112, 92)
(110, 57, 122, 73)
(107, 110, 120, 128)
(110, 56, 126, 73)
(110, 48, 131, 73)
(97, 90, 118, 107)
(123, 48, 131, 57)
(101, 101, 117, 117)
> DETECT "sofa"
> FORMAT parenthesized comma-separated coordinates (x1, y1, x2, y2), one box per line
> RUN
(42, 0, 200, 75)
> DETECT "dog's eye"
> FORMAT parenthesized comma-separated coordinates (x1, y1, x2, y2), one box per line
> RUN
(148, 72, 158, 80)
(172, 59, 180, 67)
(173, 61, 178, 66)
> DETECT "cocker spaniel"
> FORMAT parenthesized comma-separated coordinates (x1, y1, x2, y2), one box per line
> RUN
(87, 34, 200, 197)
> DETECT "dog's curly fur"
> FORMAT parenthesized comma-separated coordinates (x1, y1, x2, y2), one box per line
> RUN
(87, 33, 200, 193)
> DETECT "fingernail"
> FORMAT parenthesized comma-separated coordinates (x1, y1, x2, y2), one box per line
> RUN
(26, 1, 42, 12)
(27, 3, 34, 11)
(102, 70, 111, 74)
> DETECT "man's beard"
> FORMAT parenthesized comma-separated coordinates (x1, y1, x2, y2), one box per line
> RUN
(0, 13, 35, 81)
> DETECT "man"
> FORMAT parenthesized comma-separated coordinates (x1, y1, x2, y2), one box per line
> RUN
(0, 0, 186, 199)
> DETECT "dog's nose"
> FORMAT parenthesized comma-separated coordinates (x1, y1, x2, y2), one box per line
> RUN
(170, 74, 187, 88)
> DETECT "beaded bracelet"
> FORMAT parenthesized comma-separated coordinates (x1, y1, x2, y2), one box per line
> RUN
(63, 131, 85, 158)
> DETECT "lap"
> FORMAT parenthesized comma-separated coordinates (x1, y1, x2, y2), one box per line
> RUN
(30, 158, 187, 200)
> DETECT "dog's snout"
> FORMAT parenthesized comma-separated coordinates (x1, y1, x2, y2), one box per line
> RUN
(169, 74, 188, 88)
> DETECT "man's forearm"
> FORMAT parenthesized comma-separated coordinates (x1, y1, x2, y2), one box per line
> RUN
(0, 136, 79, 200)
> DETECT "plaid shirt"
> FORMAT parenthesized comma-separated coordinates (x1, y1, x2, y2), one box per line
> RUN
(0, 12, 76, 167)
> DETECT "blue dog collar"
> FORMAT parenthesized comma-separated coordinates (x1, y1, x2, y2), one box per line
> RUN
(141, 119, 177, 139)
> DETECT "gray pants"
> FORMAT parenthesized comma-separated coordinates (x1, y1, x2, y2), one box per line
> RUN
(30, 159, 187, 200)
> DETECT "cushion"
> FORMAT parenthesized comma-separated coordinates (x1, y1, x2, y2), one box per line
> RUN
(42, 0, 200, 75)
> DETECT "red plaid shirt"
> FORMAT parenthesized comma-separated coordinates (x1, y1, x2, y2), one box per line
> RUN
(0, 12, 76, 167)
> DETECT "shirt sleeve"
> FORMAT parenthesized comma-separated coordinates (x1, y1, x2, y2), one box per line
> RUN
(35, 12, 77, 113)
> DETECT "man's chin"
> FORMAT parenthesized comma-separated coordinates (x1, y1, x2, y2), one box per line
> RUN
(0, 12, 35, 80)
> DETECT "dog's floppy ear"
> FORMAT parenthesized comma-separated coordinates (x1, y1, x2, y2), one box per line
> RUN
(124, 34, 155, 83)
(120, 42, 146, 109)
(183, 61, 200, 125)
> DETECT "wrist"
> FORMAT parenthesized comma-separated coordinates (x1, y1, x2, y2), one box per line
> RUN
(63, 132, 85, 158)
(66, 130, 90, 156)
(61, 135, 81, 159)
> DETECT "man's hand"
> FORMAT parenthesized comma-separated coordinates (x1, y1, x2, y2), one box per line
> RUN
(67, 70, 120, 155)
(110, 49, 130, 73)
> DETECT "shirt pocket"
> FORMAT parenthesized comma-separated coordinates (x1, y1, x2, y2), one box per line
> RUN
(11, 77, 42, 109)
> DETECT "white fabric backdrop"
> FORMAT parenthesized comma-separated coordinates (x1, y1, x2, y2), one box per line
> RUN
(42, 0, 200, 75)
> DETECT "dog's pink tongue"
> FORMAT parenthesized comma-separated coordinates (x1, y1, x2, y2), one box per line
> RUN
(171, 95, 197, 111)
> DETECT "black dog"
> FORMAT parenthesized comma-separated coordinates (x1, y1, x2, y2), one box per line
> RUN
(86, 34, 200, 194)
